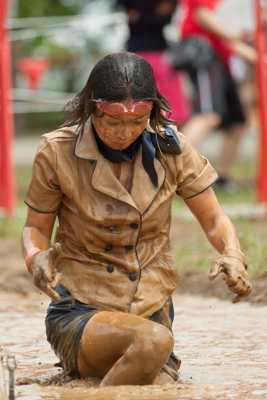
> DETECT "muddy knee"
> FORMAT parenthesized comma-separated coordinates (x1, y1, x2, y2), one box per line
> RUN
(149, 324, 174, 362)
(134, 323, 174, 370)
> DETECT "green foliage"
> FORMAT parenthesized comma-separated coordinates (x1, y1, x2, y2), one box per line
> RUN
(18, 0, 80, 18)
(172, 179, 255, 217)
(173, 237, 214, 274)
(15, 0, 81, 57)
(0, 168, 31, 240)
(238, 222, 267, 278)
(172, 221, 267, 279)
(0, 216, 26, 245)
(21, 112, 66, 133)
(25, 37, 73, 58)
(214, 183, 255, 204)
(16, 167, 33, 207)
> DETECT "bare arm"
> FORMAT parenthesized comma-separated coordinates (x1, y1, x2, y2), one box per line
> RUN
(184, 187, 252, 303)
(21, 207, 57, 258)
(21, 207, 61, 301)
(184, 186, 240, 254)
(194, 6, 257, 63)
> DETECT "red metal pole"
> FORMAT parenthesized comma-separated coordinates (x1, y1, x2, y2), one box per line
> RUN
(0, 0, 16, 215)
(255, 0, 267, 203)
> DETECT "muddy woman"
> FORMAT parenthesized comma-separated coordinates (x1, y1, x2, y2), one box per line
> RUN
(21, 52, 252, 386)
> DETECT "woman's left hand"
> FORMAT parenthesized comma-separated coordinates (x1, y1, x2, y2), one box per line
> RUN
(209, 249, 252, 304)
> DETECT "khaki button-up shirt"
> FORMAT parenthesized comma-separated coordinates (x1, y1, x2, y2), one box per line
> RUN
(25, 119, 218, 318)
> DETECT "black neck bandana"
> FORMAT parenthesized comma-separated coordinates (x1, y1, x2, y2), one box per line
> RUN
(94, 128, 141, 163)
(93, 125, 182, 189)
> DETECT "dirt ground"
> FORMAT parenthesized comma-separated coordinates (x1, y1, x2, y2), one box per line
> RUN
(1, 218, 267, 400)
(1, 292, 267, 400)
(0, 218, 266, 305)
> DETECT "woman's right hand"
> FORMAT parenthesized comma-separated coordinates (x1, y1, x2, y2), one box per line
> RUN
(27, 243, 63, 301)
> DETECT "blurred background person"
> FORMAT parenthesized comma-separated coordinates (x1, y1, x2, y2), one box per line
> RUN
(176, 0, 257, 190)
(115, 0, 191, 125)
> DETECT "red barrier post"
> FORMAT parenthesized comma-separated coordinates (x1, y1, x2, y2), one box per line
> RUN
(255, 0, 267, 203)
(0, 0, 16, 215)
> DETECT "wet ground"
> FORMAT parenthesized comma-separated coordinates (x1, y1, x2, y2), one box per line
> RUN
(1, 292, 267, 400)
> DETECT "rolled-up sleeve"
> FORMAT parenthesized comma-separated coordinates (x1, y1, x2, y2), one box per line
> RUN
(175, 132, 218, 199)
(24, 137, 63, 213)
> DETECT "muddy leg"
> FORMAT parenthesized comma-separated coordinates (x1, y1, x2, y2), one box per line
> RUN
(77, 311, 174, 386)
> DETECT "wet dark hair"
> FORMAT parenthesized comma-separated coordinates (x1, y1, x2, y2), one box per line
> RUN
(62, 51, 176, 134)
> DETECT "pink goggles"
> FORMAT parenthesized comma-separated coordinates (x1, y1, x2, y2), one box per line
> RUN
(96, 101, 153, 116)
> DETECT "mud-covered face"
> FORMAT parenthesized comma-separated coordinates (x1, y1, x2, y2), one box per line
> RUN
(91, 98, 151, 151)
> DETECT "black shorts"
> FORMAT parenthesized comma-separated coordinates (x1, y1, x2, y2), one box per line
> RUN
(45, 284, 181, 379)
(188, 57, 246, 128)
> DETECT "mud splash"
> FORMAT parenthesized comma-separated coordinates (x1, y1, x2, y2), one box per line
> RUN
(1, 293, 267, 399)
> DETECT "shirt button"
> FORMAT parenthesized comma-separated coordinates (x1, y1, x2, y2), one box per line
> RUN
(106, 265, 115, 273)
(129, 273, 137, 281)
(108, 226, 116, 231)
(105, 245, 113, 252)
(130, 223, 139, 229)
(125, 245, 133, 251)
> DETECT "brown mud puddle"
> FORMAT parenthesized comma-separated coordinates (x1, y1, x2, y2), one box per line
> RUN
(1, 293, 267, 399)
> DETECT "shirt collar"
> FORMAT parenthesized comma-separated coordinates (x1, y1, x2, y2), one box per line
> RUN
(73, 118, 100, 161)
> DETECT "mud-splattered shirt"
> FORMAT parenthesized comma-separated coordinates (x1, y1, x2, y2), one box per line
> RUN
(25, 119, 218, 317)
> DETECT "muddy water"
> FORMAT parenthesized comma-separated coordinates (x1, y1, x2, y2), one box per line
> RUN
(1, 293, 267, 400)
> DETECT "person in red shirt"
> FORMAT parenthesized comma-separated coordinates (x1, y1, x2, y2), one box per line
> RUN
(178, 0, 257, 188)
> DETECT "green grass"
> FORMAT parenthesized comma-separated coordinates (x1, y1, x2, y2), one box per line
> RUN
(17, 167, 33, 207)
(171, 218, 267, 279)
(171, 182, 256, 219)
(0, 167, 32, 243)
(172, 237, 215, 274)
(238, 222, 267, 278)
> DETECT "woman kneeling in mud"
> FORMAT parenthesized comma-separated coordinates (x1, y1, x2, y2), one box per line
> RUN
(22, 51, 252, 386)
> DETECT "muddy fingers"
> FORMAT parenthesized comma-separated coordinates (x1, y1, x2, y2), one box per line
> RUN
(210, 249, 252, 303)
